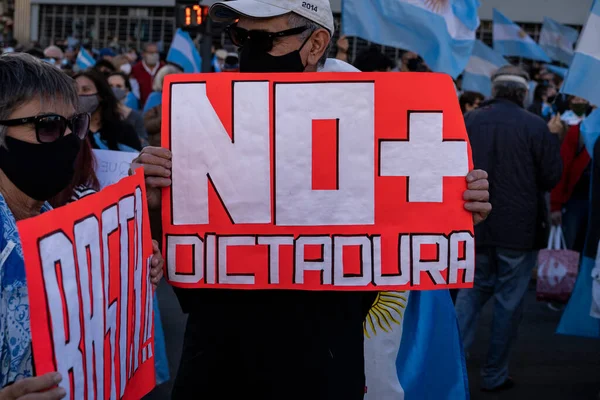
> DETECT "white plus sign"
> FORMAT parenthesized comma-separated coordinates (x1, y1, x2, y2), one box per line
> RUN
(379, 112, 468, 203)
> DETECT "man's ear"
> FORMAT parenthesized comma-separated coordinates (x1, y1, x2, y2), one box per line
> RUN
(306, 29, 331, 68)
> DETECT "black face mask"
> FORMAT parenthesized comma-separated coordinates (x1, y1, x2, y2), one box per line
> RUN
(571, 103, 588, 117)
(0, 134, 81, 201)
(547, 95, 556, 104)
(239, 36, 310, 73)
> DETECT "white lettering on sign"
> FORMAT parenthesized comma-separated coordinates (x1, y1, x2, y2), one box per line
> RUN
(274, 82, 375, 226)
(38, 187, 153, 400)
(169, 83, 469, 227)
(380, 112, 469, 202)
(165, 232, 474, 287)
(170, 82, 271, 226)
(166, 235, 204, 284)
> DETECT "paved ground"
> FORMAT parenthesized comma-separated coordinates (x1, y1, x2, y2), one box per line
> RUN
(144, 283, 600, 399)
(468, 286, 600, 400)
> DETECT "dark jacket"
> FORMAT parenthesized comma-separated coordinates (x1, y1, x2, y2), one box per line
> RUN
(465, 98, 562, 250)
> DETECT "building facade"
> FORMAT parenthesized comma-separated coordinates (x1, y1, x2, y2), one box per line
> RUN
(11, 0, 594, 59)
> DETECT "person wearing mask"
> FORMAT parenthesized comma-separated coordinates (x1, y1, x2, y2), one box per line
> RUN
(143, 64, 183, 146)
(130, 43, 164, 107)
(0, 52, 87, 398)
(0, 52, 164, 399)
(459, 91, 485, 114)
(75, 70, 142, 152)
(132, 1, 492, 399)
(528, 83, 557, 122)
(561, 96, 590, 127)
(455, 65, 563, 392)
(108, 72, 148, 146)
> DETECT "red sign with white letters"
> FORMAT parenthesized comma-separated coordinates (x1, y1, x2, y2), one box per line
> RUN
(161, 72, 474, 291)
(18, 169, 156, 400)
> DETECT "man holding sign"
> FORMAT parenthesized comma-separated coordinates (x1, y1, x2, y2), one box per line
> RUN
(133, 0, 491, 398)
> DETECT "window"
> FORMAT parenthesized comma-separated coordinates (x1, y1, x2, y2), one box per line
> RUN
(38, 4, 176, 51)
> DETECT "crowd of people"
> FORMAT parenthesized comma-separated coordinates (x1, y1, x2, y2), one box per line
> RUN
(0, 0, 598, 399)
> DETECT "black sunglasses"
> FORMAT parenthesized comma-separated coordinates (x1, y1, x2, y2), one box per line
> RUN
(0, 113, 90, 144)
(226, 23, 310, 53)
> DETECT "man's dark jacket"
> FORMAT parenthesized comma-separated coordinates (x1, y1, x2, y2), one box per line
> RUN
(465, 98, 563, 250)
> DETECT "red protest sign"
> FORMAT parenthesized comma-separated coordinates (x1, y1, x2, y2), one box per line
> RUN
(18, 169, 156, 400)
(161, 72, 474, 291)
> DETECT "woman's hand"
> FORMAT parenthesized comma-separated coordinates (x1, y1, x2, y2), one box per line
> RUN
(150, 240, 164, 288)
(0, 373, 65, 400)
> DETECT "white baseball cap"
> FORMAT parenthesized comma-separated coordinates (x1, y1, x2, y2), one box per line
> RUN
(210, 0, 335, 35)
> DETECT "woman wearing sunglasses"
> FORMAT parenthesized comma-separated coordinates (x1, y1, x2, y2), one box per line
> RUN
(0, 52, 89, 399)
(74, 70, 142, 153)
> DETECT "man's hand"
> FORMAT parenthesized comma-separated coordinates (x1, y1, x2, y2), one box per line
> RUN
(0, 373, 65, 400)
(150, 240, 164, 288)
(464, 169, 491, 225)
(551, 211, 562, 226)
(129, 147, 172, 210)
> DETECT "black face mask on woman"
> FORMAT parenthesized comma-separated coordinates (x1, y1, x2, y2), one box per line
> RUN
(239, 35, 311, 73)
(0, 134, 81, 201)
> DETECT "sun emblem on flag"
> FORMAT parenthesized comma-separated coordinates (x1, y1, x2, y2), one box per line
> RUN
(518, 29, 528, 39)
(364, 291, 408, 338)
(424, 0, 449, 14)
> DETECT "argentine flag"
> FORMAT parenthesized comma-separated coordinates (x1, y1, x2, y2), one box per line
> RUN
(493, 9, 551, 62)
(561, 0, 600, 107)
(364, 291, 469, 399)
(461, 40, 509, 97)
(539, 17, 579, 66)
(76, 47, 95, 71)
(342, 0, 480, 78)
(167, 29, 202, 73)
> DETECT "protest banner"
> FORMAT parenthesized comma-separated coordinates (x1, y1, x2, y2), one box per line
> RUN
(18, 169, 156, 400)
(93, 149, 140, 189)
(161, 72, 474, 291)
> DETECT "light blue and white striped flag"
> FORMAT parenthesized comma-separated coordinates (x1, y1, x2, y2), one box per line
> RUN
(76, 47, 96, 71)
(493, 9, 551, 62)
(539, 17, 579, 65)
(342, 0, 480, 78)
(561, 0, 600, 107)
(364, 291, 469, 399)
(167, 29, 202, 73)
(462, 40, 509, 97)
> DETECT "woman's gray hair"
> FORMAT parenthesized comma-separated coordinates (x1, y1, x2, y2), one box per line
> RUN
(288, 13, 333, 68)
(152, 64, 183, 92)
(0, 52, 78, 146)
